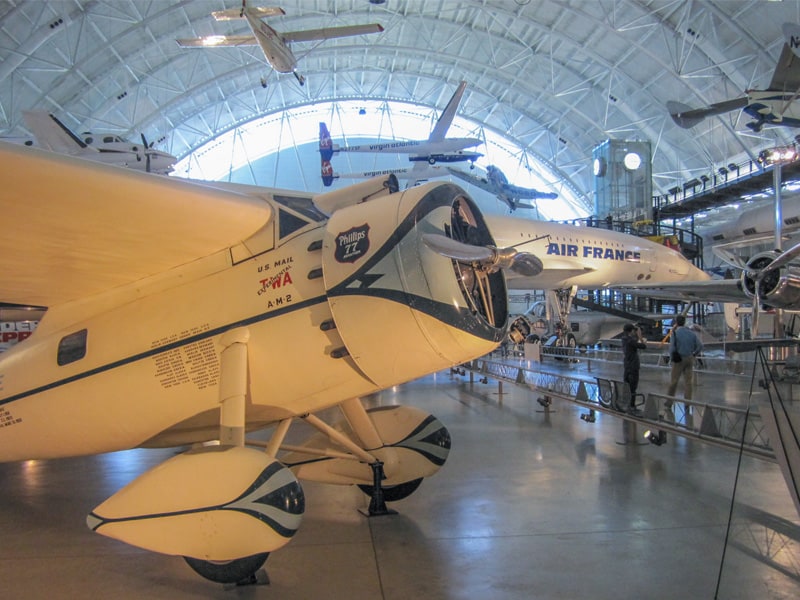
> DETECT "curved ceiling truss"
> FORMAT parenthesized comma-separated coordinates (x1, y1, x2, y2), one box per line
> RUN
(2, 0, 799, 210)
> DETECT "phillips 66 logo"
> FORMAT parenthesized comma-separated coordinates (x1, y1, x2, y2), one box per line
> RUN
(335, 224, 370, 263)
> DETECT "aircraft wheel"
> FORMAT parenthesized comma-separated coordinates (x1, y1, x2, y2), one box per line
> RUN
(565, 333, 577, 348)
(358, 478, 423, 502)
(184, 553, 269, 584)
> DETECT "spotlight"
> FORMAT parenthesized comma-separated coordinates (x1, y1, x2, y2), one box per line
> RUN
(643, 429, 667, 446)
(580, 410, 596, 423)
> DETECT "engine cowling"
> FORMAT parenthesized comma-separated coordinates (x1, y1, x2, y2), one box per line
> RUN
(741, 250, 800, 308)
(321, 181, 508, 388)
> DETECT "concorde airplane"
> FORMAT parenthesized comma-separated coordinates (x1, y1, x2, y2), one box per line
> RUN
(176, 2, 383, 85)
(448, 164, 559, 212)
(18, 111, 176, 175)
(320, 81, 483, 186)
(667, 23, 800, 132)
(0, 140, 547, 586)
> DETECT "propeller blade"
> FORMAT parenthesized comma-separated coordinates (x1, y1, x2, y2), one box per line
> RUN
(422, 233, 494, 263)
(756, 240, 800, 280)
(422, 233, 543, 277)
(752, 295, 760, 338)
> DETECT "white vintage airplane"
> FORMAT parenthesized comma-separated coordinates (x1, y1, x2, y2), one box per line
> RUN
(176, 2, 383, 85)
(448, 164, 559, 212)
(667, 23, 800, 132)
(0, 140, 548, 585)
(18, 111, 176, 175)
(320, 81, 483, 186)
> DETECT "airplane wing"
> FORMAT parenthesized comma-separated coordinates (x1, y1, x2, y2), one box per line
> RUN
(447, 167, 492, 194)
(23, 111, 91, 154)
(609, 278, 746, 304)
(666, 98, 750, 128)
(282, 24, 383, 44)
(504, 184, 558, 200)
(769, 42, 800, 91)
(176, 35, 258, 47)
(427, 81, 467, 143)
(0, 142, 272, 307)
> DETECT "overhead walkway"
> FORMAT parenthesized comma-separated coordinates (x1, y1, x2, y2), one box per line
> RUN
(464, 355, 776, 461)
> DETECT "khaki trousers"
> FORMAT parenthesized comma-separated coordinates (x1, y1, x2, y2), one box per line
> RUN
(667, 356, 694, 403)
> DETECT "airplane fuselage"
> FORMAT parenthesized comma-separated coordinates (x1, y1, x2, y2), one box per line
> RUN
(246, 11, 296, 73)
(743, 90, 800, 129)
(485, 215, 709, 290)
(0, 182, 506, 462)
(337, 137, 482, 155)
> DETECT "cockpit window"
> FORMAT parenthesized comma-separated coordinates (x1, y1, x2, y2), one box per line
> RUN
(57, 329, 87, 366)
(272, 194, 327, 241)
(272, 195, 327, 223)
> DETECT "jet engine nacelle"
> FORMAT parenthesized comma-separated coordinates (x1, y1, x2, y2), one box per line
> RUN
(741, 250, 800, 309)
(321, 181, 508, 388)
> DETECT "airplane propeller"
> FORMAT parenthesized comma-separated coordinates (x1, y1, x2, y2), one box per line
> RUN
(422, 233, 543, 277)
(743, 240, 800, 334)
(140, 134, 153, 173)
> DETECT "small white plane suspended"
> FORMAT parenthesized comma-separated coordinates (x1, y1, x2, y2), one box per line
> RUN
(176, 2, 383, 85)
(320, 81, 483, 186)
(18, 111, 176, 175)
(667, 23, 800, 132)
(448, 165, 559, 212)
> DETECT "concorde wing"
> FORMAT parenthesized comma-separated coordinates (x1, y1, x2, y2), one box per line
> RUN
(609, 278, 746, 304)
(282, 23, 383, 44)
(0, 142, 272, 307)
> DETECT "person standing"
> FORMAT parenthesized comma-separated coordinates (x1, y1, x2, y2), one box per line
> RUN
(665, 315, 703, 416)
(621, 323, 646, 414)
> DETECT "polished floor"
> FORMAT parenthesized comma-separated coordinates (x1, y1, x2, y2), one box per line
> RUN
(1, 358, 799, 599)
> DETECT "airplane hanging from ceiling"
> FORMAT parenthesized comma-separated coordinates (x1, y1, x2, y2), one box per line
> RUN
(667, 23, 800, 132)
(18, 111, 176, 175)
(319, 81, 483, 186)
(176, 1, 383, 85)
(448, 165, 559, 212)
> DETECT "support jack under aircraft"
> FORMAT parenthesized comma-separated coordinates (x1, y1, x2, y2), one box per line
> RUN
(176, 2, 383, 85)
(448, 164, 559, 212)
(667, 23, 800, 132)
(319, 81, 482, 187)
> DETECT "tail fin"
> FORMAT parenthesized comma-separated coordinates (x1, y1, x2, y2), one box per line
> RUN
(22, 111, 91, 154)
(321, 159, 338, 187)
(319, 122, 335, 160)
(782, 23, 800, 58)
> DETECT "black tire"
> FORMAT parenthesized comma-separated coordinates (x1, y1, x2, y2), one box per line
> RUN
(184, 553, 269, 584)
(357, 478, 423, 502)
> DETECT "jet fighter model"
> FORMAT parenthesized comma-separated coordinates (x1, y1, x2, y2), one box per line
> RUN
(0, 140, 544, 585)
(667, 23, 800, 132)
(448, 164, 559, 212)
(320, 81, 483, 186)
(19, 111, 176, 175)
(176, 2, 383, 85)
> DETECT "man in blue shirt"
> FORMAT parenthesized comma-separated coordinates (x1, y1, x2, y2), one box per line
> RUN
(666, 315, 703, 413)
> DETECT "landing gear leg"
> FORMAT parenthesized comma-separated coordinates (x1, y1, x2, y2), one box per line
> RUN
(361, 460, 398, 517)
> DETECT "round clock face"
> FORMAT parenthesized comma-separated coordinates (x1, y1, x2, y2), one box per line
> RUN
(623, 152, 641, 170)
(593, 157, 605, 176)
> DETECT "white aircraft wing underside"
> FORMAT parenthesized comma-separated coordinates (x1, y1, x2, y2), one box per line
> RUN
(0, 142, 272, 307)
(610, 279, 746, 304)
(176, 35, 258, 47)
(282, 24, 383, 44)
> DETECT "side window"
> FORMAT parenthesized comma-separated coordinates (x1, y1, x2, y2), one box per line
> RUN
(57, 329, 88, 366)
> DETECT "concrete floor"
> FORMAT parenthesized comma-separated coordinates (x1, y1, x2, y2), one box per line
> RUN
(0, 360, 799, 599)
